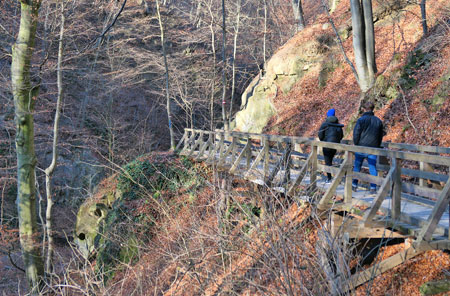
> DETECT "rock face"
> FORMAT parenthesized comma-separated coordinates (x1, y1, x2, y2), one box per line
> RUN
(74, 189, 119, 259)
(234, 29, 334, 133)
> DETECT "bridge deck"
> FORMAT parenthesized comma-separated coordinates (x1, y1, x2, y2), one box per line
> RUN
(194, 151, 449, 237)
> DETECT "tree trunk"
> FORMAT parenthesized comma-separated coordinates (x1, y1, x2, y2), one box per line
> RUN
(350, 0, 376, 93)
(156, 0, 175, 150)
(420, 0, 428, 35)
(291, 0, 306, 31)
(228, 0, 241, 127)
(45, 0, 65, 275)
(221, 0, 227, 130)
(11, 0, 44, 291)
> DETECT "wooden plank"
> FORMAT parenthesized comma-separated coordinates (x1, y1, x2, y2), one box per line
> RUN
(310, 145, 318, 190)
(187, 132, 203, 158)
(266, 147, 287, 185)
(245, 145, 266, 178)
(362, 165, 395, 226)
(401, 182, 441, 200)
(281, 143, 292, 186)
(218, 138, 235, 165)
(175, 131, 187, 151)
(352, 171, 384, 186)
(186, 128, 450, 155)
(416, 179, 450, 242)
(287, 154, 312, 196)
(330, 214, 405, 239)
(344, 152, 354, 203)
(208, 133, 224, 163)
(346, 247, 423, 291)
(263, 137, 270, 181)
(195, 140, 210, 160)
(402, 167, 448, 183)
(317, 156, 351, 210)
(312, 141, 450, 166)
(229, 140, 251, 174)
(420, 162, 434, 187)
(392, 158, 402, 220)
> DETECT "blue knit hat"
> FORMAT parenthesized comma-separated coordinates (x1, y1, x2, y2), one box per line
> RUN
(326, 109, 335, 117)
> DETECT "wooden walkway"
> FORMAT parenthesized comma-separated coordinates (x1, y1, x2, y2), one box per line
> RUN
(178, 128, 450, 289)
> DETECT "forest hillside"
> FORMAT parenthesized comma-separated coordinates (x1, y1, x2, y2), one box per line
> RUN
(0, 0, 449, 295)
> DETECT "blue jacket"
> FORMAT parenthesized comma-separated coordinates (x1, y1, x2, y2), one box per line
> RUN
(353, 111, 385, 148)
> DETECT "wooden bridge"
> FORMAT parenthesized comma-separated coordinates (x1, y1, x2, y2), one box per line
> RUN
(177, 128, 450, 289)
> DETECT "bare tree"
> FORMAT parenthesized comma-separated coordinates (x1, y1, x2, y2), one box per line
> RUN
(228, 0, 241, 126)
(44, 0, 65, 275)
(350, 0, 377, 95)
(11, 0, 44, 290)
(221, 0, 228, 129)
(156, 0, 175, 149)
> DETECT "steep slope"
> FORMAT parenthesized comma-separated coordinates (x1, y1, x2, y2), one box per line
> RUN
(234, 0, 450, 146)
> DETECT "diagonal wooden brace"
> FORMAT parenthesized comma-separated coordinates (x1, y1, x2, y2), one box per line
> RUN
(229, 139, 251, 174)
(362, 164, 396, 226)
(317, 156, 351, 210)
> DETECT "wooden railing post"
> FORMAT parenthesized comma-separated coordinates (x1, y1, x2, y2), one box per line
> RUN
(231, 135, 237, 164)
(392, 158, 401, 220)
(246, 138, 252, 169)
(344, 151, 354, 203)
(263, 137, 269, 182)
(310, 144, 318, 190)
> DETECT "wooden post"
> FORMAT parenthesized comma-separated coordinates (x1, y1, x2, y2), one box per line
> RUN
(263, 137, 269, 182)
(419, 161, 433, 187)
(344, 151, 354, 204)
(231, 136, 237, 164)
(392, 158, 402, 220)
(310, 144, 318, 191)
(246, 138, 252, 169)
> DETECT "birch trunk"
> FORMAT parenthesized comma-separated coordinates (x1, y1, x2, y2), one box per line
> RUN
(11, 0, 44, 291)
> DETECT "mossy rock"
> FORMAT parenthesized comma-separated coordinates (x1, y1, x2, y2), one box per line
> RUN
(420, 280, 450, 295)
(74, 154, 202, 279)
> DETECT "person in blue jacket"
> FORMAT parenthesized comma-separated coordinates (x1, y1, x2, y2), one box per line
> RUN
(352, 102, 385, 193)
(318, 109, 344, 183)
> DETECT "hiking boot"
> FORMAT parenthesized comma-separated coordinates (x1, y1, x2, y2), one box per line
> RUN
(325, 179, 332, 184)
(369, 188, 377, 194)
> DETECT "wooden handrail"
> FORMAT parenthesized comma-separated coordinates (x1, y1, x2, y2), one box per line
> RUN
(184, 129, 450, 166)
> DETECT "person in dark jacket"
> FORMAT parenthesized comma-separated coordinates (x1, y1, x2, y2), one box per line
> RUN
(318, 109, 344, 182)
(352, 102, 385, 193)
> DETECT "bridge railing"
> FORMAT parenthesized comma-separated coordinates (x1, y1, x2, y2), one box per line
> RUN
(179, 128, 450, 242)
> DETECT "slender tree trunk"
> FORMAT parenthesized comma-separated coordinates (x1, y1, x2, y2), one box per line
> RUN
(291, 0, 305, 31)
(263, 0, 267, 67)
(156, 0, 175, 150)
(420, 0, 428, 35)
(228, 0, 241, 127)
(45, 0, 65, 275)
(221, 0, 227, 130)
(208, 3, 216, 131)
(11, 0, 44, 291)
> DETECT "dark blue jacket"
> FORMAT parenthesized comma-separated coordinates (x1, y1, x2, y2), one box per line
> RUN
(318, 116, 344, 143)
(353, 111, 385, 148)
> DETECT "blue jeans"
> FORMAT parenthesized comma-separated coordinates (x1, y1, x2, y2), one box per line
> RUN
(352, 153, 377, 190)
